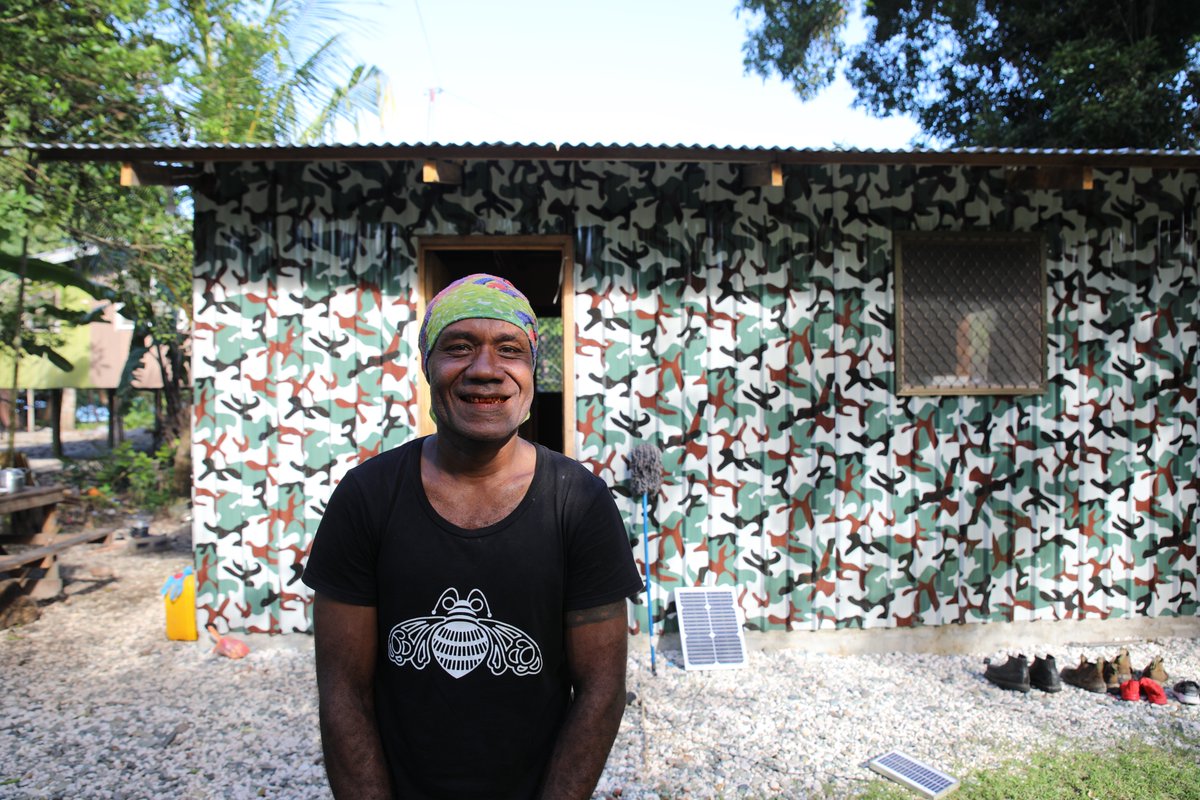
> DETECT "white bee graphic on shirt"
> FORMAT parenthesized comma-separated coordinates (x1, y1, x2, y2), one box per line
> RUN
(387, 588, 543, 679)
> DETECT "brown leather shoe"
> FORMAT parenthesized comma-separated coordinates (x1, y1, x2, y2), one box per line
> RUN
(1113, 648, 1134, 685)
(1103, 647, 1133, 689)
(1102, 658, 1118, 689)
(1061, 655, 1107, 693)
(1142, 656, 1169, 684)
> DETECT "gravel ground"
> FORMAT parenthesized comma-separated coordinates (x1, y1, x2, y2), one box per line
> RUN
(2, 526, 1199, 799)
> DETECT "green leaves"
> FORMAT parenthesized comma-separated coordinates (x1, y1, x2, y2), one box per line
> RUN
(0, 0, 383, 440)
(740, 0, 849, 102)
(738, 0, 1200, 147)
(19, 339, 74, 373)
(0, 0, 172, 144)
(0, 251, 116, 302)
(92, 438, 181, 512)
(168, 0, 383, 144)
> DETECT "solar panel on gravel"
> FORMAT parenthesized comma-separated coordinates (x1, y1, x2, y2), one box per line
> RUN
(868, 750, 959, 799)
(674, 586, 747, 671)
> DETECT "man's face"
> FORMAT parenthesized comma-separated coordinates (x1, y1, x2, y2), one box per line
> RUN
(426, 317, 535, 445)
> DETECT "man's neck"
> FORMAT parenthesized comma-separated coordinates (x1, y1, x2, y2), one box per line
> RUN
(423, 432, 528, 480)
(420, 433, 537, 529)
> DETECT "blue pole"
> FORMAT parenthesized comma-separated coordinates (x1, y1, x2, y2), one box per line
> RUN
(641, 491, 656, 675)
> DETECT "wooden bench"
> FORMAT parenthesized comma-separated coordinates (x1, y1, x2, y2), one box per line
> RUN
(0, 485, 114, 600)
(0, 528, 118, 572)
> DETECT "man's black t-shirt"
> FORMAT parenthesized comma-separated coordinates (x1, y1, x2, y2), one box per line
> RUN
(303, 438, 643, 799)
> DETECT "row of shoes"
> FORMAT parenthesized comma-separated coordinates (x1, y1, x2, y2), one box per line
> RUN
(1060, 648, 1161, 693)
(983, 649, 1200, 706)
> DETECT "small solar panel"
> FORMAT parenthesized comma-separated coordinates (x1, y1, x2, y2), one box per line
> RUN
(868, 750, 959, 799)
(674, 586, 747, 671)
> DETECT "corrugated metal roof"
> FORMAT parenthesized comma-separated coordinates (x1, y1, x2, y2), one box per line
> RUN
(18, 140, 1200, 168)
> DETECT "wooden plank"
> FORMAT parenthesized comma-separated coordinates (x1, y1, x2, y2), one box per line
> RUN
(0, 486, 67, 516)
(0, 528, 116, 572)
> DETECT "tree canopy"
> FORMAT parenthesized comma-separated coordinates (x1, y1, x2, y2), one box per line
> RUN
(0, 1, 173, 251)
(739, 0, 1200, 148)
(0, 0, 383, 447)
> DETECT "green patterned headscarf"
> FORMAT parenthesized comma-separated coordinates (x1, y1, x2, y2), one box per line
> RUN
(419, 274, 539, 377)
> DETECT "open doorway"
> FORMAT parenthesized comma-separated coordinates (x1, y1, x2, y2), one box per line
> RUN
(418, 236, 575, 455)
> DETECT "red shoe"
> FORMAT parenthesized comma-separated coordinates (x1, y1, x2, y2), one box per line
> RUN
(1140, 677, 1168, 705)
(1120, 679, 1142, 701)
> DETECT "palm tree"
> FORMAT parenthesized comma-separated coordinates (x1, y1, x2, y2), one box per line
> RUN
(169, 0, 384, 143)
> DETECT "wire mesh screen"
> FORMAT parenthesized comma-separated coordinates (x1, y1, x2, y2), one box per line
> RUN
(896, 233, 1045, 395)
(536, 317, 563, 392)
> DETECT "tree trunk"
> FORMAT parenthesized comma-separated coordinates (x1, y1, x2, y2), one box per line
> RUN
(173, 433, 191, 497)
(105, 390, 124, 447)
(0, 390, 10, 431)
(50, 389, 63, 459)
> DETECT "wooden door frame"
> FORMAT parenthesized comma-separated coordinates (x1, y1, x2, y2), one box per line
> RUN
(416, 235, 577, 458)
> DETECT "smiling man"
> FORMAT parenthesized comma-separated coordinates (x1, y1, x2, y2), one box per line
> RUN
(302, 274, 643, 799)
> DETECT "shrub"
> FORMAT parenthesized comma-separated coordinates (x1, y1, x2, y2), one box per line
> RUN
(94, 438, 180, 513)
(121, 393, 156, 431)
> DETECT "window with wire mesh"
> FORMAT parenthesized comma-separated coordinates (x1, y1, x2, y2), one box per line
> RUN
(895, 232, 1046, 395)
(536, 317, 563, 392)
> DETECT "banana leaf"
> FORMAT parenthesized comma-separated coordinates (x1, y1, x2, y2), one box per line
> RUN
(0, 251, 116, 302)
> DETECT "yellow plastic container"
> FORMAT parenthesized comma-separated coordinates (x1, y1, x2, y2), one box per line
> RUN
(163, 569, 198, 641)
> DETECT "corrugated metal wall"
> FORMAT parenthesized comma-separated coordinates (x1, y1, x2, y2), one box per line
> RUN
(193, 160, 1199, 634)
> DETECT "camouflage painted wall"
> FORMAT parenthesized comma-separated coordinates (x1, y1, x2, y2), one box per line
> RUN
(192, 159, 1199, 635)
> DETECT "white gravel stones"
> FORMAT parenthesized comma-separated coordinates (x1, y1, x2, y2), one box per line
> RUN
(606, 642, 1200, 799)
(0, 535, 328, 800)
(2, 534, 1197, 799)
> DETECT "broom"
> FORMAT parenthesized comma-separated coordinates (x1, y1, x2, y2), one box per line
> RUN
(629, 444, 663, 675)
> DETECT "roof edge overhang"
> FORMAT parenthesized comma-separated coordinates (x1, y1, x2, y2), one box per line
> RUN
(18, 141, 1200, 170)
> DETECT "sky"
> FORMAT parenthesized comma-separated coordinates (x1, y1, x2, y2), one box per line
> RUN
(339, 0, 923, 149)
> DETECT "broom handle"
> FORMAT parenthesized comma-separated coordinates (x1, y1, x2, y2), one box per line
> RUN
(641, 491, 656, 673)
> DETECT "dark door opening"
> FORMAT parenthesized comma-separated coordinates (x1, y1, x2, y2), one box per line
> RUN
(422, 246, 567, 453)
